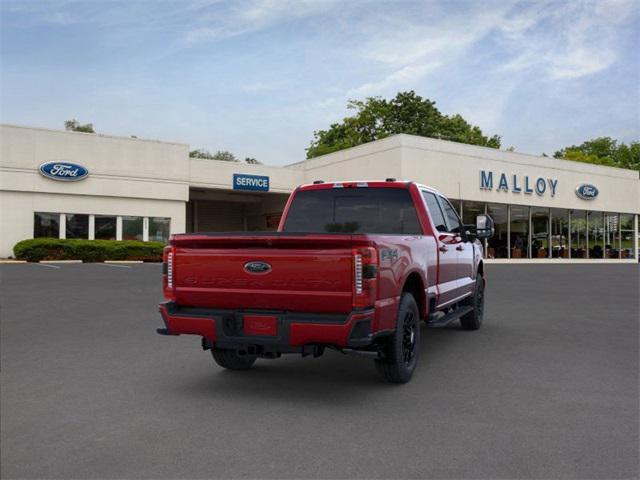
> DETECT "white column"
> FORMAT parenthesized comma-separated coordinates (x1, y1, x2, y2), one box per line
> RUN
(634, 214, 639, 260)
(59, 213, 66, 239)
(143, 217, 149, 242)
(88, 215, 95, 240)
(116, 216, 123, 241)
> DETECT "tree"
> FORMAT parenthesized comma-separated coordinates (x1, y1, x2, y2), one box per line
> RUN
(244, 157, 262, 164)
(554, 137, 640, 172)
(64, 119, 94, 133)
(306, 91, 501, 158)
(189, 149, 239, 162)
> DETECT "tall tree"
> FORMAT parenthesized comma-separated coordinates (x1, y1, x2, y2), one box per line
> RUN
(64, 119, 94, 133)
(554, 137, 640, 171)
(306, 91, 501, 158)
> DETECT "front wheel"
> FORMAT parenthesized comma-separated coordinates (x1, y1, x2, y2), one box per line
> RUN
(374, 292, 421, 384)
(211, 348, 257, 370)
(460, 275, 484, 330)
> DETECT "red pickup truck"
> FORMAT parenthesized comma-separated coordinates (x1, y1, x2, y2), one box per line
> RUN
(158, 180, 494, 383)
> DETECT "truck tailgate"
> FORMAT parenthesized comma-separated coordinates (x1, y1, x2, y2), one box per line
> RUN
(171, 234, 354, 313)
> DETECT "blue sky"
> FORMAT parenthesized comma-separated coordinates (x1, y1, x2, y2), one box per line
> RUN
(2, 0, 639, 165)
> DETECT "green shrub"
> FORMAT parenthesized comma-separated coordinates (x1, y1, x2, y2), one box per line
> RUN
(13, 238, 164, 262)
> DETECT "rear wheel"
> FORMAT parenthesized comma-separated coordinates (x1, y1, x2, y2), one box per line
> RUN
(460, 275, 484, 330)
(211, 348, 257, 370)
(375, 293, 421, 384)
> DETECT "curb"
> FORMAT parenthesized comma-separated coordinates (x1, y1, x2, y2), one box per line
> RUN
(39, 260, 83, 264)
(0, 260, 27, 264)
(104, 260, 144, 264)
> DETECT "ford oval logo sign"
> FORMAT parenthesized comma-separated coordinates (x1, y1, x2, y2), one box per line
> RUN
(39, 161, 89, 182)
(244, 261, 272, 274)
(575, 184, 598, 200)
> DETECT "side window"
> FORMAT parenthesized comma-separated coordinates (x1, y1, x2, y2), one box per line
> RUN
(421, 191, 448, 233)
(438, 196, 462, 233)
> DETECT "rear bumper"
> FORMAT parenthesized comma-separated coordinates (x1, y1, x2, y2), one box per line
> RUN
(157, 301, 378, 351)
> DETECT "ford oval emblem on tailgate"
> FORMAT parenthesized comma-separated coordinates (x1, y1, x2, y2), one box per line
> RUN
(244, 261, 272, 274)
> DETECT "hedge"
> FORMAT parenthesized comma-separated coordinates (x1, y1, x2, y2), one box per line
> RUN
(13, 238, 164, 262)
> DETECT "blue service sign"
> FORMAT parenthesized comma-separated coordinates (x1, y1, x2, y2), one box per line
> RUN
(233, 173, 269, 192)
(39, 161, 89, 182)
(575, 183, 598, 200)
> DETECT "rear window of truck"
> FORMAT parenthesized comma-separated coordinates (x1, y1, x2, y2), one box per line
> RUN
(283, 187, 421, 234)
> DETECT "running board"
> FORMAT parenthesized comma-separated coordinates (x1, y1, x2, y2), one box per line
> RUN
(426, 306, 473, 328)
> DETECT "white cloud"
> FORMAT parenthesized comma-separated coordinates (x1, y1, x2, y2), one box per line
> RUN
(347, 63, 440, 97)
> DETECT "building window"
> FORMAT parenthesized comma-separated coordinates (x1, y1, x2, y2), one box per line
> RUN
(122, 216, 143, 240)
(462, 201, 486, 225)
(603, 213, 619, 259)
(486, 203, 508, 259)
(95, 215, 117, 240)
(510, 205, 529, 258)
(34, 212, 60, 238)
(149, 217, 170, 243)
(620, 214, 635, 259)
(551, 209, 569, 258)
(571, 210, 587, 258)
(65, 214, 89, 239)
(588, 211, 604, 259)
(531, 207, 550, 259)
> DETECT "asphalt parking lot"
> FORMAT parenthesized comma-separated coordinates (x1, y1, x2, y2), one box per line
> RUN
(1, 263, 638, 479)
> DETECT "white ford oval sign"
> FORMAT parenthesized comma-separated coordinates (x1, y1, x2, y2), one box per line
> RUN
(39, 161, 89, 182)
(575, 184, 598, 200)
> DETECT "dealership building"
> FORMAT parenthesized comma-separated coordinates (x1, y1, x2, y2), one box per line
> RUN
(1, 123, 638, 261)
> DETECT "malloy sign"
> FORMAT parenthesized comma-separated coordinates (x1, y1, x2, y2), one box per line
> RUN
(480, 170, 558, 197)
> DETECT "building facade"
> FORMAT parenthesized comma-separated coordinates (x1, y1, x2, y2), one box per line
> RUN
(1, 124, 638, 261)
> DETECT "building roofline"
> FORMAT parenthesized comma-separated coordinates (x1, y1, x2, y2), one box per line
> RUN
(0, 123, 190, 147)
(289, 133, 639, 179)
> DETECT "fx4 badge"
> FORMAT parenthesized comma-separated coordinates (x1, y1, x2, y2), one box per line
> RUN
(380, 248, 399, 264)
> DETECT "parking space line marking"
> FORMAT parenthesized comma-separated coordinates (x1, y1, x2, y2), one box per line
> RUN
(97, 263, 132, 269)
(36, 263, 61, 269)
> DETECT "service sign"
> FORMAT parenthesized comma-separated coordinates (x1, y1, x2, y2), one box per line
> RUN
(575, 184, 598, 200)
(233, 173, 269, 192)
(39, 161, 89, 182)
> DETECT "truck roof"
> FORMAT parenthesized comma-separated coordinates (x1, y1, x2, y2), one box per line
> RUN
(296, 179, 444, 197)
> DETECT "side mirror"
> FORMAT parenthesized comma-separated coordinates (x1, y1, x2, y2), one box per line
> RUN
(476, 214, 494, 239)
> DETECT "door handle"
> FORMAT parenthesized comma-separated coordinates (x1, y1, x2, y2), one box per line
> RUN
(456, 245, 464, 251)
(439, 245, 448, 252)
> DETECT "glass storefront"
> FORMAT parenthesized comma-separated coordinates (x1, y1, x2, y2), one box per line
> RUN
(66, 214, 89, 239)
(620, 214, 636, 259)
(571, 210, 587, 258)
(531, 207, 550, 259)
(34, 212, 60, 238)
(122, 216, 143, 241)
(95, 215, 117, 240)
(551, 209, 569, 258)
(603, 213, 619, 258)
(588, 211, 604, 258)
(510, 205, 529, 258)
(462, 201, 485, 225)
(149, 217, 171, 243)
(486, 203, 508, 258)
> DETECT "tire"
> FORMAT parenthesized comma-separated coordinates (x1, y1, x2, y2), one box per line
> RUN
(460, 275, 484, 330)
(211, 348, 257, 370)
(374, 293, 421, 384)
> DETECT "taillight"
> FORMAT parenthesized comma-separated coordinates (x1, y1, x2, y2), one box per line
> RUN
(163, 246, 176, 301)
(353, 247, 378, 308)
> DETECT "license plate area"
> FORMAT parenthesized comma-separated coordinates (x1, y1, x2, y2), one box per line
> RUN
(243, 314, 278, 336)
